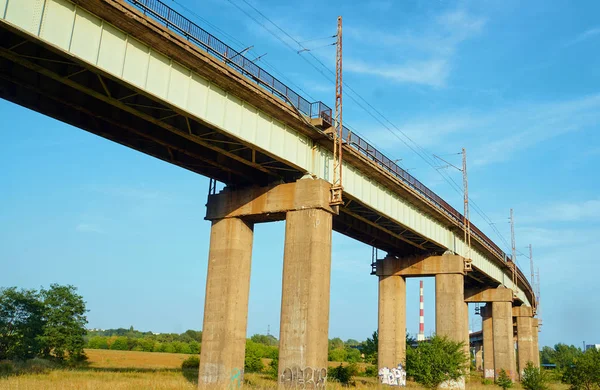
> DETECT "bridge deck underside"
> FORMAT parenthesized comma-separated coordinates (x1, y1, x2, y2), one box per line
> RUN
(1, 21, 498, 273)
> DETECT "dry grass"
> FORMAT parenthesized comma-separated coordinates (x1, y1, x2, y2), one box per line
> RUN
(0, 350, 570, 389)
(85, 348, 193, 370)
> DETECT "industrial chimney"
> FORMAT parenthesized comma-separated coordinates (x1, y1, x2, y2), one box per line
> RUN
(418, 280, 425, 341)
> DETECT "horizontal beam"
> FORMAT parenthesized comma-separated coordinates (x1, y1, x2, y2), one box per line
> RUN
(465, 287, 513, 303)
(376, 254, 465, 277)
(206, 178, 336, 221)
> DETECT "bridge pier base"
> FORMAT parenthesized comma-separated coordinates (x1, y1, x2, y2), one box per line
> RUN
(513, 306, 534, 379)
(278, 208, 332, 387)
(199, 217, 253, 386)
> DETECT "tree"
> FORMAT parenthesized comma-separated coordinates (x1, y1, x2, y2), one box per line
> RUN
(329, 337, 344, 350)
(521, 361, 548, 390)
(496, 369, 513, 390)
(0, 288, 44, 360)
(250, 334, 277, 346)
(562, 348, 600, 390)
(405, 335, 468, 389)
(87, 336, 108, 350)
(328, 348, 347, 362)
(540, 344, 582, 372)
(244, 341, 264, 373)
(109, 337, 128, 351)
(361, 330, 378, 364)
(39, 284, 88, 362)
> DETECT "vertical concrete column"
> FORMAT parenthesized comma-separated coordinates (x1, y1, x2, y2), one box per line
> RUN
(465, 302, 471, 369)
(436, 272, 466, 389)
(532, 319, 540, 367)
(492, 302, 517, 380)
(378, 267, 406, 370)
(475, 346, 483, 371)
(516, 316, 533, 378)
(278, 208, 332, 386)
(435, 273, 465, 343)
(482, 305, 495, 379)
(199, 217, 253, 386)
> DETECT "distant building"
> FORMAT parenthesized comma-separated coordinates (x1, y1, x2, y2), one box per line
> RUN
(585, 344, 600, 351)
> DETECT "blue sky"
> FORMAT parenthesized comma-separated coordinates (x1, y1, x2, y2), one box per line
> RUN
(2, 0, 600, 348)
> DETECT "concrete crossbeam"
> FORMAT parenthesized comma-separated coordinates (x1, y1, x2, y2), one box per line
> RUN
(205, 178, 336, 222)
(465, 287, 513, 303)
(199, 217, 253, 386)
(376, 253, 466, 277)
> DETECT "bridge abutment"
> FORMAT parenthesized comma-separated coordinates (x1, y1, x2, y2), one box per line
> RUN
(532, 319, 540, 367)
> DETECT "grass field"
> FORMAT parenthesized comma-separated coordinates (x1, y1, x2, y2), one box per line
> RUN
(0, 349, 568, 389)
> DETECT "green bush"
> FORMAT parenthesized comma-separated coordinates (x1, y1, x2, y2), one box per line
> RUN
(521, 361, 548, 390)
(181, 356, 199, 370)
(496, 369, 513, 390)
(0, 361, 14, 377)
(109, 337, 128, 351)
(406, 335, 468, 389)
(363, 365, 378, 377)
(482, 378, 494, 385)
(329, 363, 352, 385)
(267, 357, 278, 379)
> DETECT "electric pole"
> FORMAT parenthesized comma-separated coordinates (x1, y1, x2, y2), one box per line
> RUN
(330, 16, 344, 207)
(462, 148, 472, 271)
(510, 208, 517, 297)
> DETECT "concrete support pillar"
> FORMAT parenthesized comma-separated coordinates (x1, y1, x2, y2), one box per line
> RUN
(532, 319, 540, 367)
(436, 273, 465, 343)
(492, 302, 517, 380)
(378, 269, 406, 370)
(475, 346, 483, 371)
(465, 302, 471, 369)
(516, 316, 533, 378)
(278, 208, 332, 386)
(199, 217, 253, 386)
(482, 305, 495, 379)
(514, 306, 534, 379)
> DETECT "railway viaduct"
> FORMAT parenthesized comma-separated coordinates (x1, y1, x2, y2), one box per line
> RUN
(0, 0, 540, 387)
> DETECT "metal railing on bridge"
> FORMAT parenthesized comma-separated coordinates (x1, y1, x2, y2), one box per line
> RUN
(126, 0, 528, 289)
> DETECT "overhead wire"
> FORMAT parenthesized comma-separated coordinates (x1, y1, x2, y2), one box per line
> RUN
(170, 0, 318, 102)
(224, 0, 516, 258)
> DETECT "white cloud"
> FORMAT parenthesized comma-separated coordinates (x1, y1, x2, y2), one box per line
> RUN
(358, 93, 600, 168)
(566, 26, 600, 46)
(345, 59, 449, 88)
(521, 199, 600, 224)
(344, 9, 486, 87)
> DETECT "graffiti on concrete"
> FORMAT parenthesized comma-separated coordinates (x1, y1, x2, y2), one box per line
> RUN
(378, 364, 407, 386)
(484, 368, 494, 379)
(228, 367, 243, 389)
(280, 366, 327, 389)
